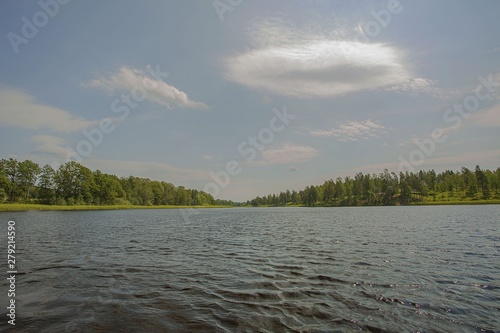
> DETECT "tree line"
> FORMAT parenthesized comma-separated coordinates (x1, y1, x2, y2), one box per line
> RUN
(248, 166, 500, 207)
(0, 158, 232, 206)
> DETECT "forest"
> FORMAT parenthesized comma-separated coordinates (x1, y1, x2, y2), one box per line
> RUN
(2, 158, 499, 208)
(0, 158, 234, 207)
(248, 166, 500, 207)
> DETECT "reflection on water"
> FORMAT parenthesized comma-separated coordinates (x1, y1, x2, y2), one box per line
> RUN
(1, 206, 499, 332)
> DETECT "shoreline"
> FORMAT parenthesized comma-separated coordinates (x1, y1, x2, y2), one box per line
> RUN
(0, 204, 234, 212)
(2, 200, 499, 212)
(407, 199, 500, 206)
(252, 199, 500, 208)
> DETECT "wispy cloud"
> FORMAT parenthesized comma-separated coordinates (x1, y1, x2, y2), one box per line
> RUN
(225, 20, 435, 98)
(386, 78, 446, 97)
(310, 120, 385, 141)
(470, 104, 500, 127)
(260, 143, 319, 164)
(0, 86, 97, 132)
(31, 135, 70, 156)
(84, 66, 208, 110)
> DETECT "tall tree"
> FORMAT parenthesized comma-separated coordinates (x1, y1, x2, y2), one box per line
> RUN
(38, 164, 56, 204)
(55, 162, 94, 204)
(92, 170, 125, 205)
(475, 165, 490, 199)
(17, 160, 40, 202)
(0, 158, 20, 202)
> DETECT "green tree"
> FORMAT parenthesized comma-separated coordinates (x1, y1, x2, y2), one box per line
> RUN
(92, 170, 125, 205)
(462, 167, 478, 199)
(55, 162, 95, 204)
(175, 186, 189, 206)
(38, 164, 56, 204)
(17, 160, 40, 202)
(306, 185, 318, 206)
(475, 165, 490, 199)
(323, 180, 335, 206)
(380, 169, 397, 205)
(334, 178, 344, 205)
(399, 182, 412, 205)
(0, 158, 20, 202)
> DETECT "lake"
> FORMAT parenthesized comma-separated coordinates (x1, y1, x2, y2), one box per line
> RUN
(1, 206, 499, 332)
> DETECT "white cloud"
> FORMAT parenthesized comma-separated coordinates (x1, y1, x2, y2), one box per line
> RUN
(84, 66, 208, 110)
(31, 135, 70, 156)
(386, 78, 445, 97)
(224, 20, 436, 98)
(226, 40, 412, 98)
(202, 155, 213, 161)
(0, 87, 97, 132)
(310, 120, 385, 141)
(260, 143, 319, 164)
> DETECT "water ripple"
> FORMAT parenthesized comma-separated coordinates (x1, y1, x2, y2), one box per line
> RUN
(1, 206, 499, 332)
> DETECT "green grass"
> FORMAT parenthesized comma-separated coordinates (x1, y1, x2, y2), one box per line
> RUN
(3, 200, 498, 212)
(0, 203, 232, 212)
(410, 192, 500, 206)
(409, 199, 500, 206)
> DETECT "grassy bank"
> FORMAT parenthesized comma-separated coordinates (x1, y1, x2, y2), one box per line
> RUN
(408, 199, 500, 206)
(0, 203, 233, 212)
(248, 199, 500, 208)
(2, 201, 498, 212)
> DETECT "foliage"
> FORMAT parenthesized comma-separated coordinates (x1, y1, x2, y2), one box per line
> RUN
(247, 166, 500, 207)
(0, 158, 232, 207)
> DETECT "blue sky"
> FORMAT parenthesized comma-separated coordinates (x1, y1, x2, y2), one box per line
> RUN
(1, 0, 499, 201)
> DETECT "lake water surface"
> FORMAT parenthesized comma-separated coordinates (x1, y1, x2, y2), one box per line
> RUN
(1, 206, 499, 332)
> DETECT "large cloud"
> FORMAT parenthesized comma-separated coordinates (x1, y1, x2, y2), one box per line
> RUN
(84, 66, 208, 110)
(225, 20, 437, 98)
(226, 40, 417, 98)
(0, 87, 97, 132)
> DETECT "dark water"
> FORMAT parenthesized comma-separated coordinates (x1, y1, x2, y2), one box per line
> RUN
(1, 206, 499, 332)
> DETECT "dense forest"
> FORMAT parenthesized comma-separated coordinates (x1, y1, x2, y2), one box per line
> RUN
(0, 158, 234, 206)
(2, 158, 499, 208)
(248, 166, 500, 207)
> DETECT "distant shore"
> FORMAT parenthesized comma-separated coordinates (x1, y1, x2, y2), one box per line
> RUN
(407, 199, 500, 206)
(253, 199, 500, 208)
(1, 200, 499, 212)
(0, 203, 233, 212)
